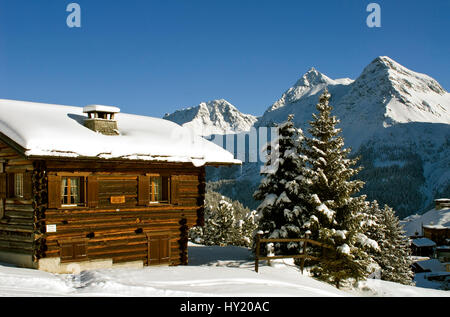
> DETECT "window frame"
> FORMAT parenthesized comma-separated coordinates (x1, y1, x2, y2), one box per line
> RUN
(57, 173, 88, 208)
(14, 173, 24, 198)
(147, 173, 170, 205)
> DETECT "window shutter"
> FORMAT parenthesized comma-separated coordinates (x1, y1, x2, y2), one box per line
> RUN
(87, 176, 98, 208)
(59, 238, 87, 262)
(170, 175, 179, 205)
(7, 173, 15, 198)
(0, 173, 6, 199)
(147, 235, 160, 265)
(23, 172, 33, 200)
(138, 175, 150, 206)
(60, 243, 74, 262)
(0, 173, 5, 219)
(159, 234, 171, 263)
(47, 175, 61, 209)
(73, 240, 87, 260)
(146, 233, 171, 265)
(161, 176, 169, 202)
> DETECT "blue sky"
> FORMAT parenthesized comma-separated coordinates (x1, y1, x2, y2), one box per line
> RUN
(0, 0, 448, 118)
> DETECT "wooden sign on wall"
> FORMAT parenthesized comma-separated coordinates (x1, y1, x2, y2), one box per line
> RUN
(110, 195, 125, 204)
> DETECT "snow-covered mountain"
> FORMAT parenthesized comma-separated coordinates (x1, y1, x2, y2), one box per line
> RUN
(167, 56, 450, 218)
(163, 99, 257, 136)
(249, 56, 450, 217)
(257, 56, 450, 148)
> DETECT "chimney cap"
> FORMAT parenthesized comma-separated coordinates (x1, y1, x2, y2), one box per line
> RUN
(83, 105, 120, 114)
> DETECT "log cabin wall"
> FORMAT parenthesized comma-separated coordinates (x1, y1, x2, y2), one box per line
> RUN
(0, 141, 37, 268)
(40, 159, 206, 270)
(0, 138, 207, 271)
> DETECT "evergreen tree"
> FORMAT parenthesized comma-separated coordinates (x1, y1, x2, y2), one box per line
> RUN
(305, 89, 377, 288)
(364, 201, 414, 285)
(189, 191, 258, 247)
(203, 198, 235, 246)
(253, 114, 313, 255)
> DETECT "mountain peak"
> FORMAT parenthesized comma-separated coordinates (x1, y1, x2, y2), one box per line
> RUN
(372, 55, 398, 67)
(164, 99, 257, 136)
(359, 56, 447, 96)
(294, 67, 333, 87)
(364, 56, 416, 76)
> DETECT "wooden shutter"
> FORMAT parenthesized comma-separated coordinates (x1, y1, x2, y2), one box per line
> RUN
(0, 173, 5, 219)
(138, 175, 150, 206)
(146, 233, 170, 265)
(159, 234, 171, 263)
(23, 172, 33, 200)
(170, 175, 179, 205)
(0, 173, 6, 199)
(87, 176, 98, 208)
(47, 175, 61, 209)
(73, 240, 87, 260)
(147, 235, 160, 265)
(60, 243, 74, 262)
(161, 176, 169, 202)
(7, 173, 15, 198)
(59, 238, 87, 262)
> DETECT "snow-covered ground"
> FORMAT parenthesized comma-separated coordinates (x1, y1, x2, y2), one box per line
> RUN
(0, 243, 448, 297)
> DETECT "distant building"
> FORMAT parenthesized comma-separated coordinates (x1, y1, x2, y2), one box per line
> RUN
(410, 238, 436, 257)
(434, 198, 450, 210)
(421, 199, 450, 245)
(411, 258, 445, 273)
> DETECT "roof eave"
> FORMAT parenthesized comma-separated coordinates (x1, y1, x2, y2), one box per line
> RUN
(0, 131, 27, 158)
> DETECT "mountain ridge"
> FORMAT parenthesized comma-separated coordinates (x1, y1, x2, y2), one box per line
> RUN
(163, 99, 257, 136)
(164, 56, 450, 217)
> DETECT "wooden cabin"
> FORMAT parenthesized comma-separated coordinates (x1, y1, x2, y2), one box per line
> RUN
(0, 100, 239, 273)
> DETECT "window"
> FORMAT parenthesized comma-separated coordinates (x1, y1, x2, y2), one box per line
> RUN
(61, 177, 85, 206)
(149, 176, 169, 203)
(5, 172, 31, 200)
(14, 173, 24, 198)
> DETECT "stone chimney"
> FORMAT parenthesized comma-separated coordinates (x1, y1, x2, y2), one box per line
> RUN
(83, 105, 120, 136)
(435, 198, 450, 210)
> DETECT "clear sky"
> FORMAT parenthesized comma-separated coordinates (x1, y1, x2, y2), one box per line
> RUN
(0, 0, 448, 118)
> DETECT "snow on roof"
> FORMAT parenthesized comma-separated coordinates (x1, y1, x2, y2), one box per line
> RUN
(411, 238, 437, 248)
(414, 259, 446, 272)
(423, 224, 448, 230)
(400, 207, 450, 236)
(0, 99, 241, 166)
(83, 105, 121, 113)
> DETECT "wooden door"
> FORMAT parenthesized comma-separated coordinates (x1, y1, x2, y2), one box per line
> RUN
(146, 233, 171, 266)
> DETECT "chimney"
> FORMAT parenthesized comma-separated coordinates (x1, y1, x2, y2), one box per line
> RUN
(435, 198, 450, 210)
(83, 105, 120, 136)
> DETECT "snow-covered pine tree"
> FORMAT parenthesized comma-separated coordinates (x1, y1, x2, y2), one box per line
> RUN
(253, 114, 312, 255)
(305, 89, 377, 288)
(364, 201, 414, 285)
(189, 191, 257, 247)
(202, 197, 235, 246)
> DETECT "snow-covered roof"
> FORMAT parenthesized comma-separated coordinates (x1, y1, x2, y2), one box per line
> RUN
(83, 105, 120, 113)
(423, 224, 449, 230)
(411, 238, 437, 248)
(414, 259, 446, 272)
(0, 99, 241, 166)
(400, 207, 450, 237)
